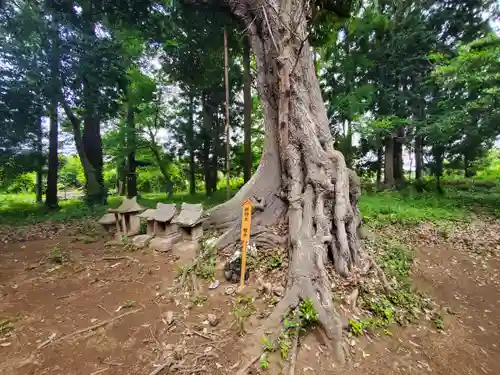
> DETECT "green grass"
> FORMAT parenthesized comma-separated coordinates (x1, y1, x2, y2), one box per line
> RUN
(1, 185, 498, 227)
(0, 190, 229, 226)
(360, 187, 500, 227)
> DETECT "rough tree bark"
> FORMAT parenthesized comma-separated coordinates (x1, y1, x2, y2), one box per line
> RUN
(201, 0, 363, 364)
(243, 36, 253, 183)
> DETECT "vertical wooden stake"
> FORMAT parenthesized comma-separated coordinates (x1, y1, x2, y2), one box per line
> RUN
(239, 200, 253, 289)
(240, 239, 248, 289)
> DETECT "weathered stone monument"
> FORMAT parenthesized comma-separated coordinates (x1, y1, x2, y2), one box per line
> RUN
(173, 203, 204, 241)
(148, 203, 182, 252)
(97, 213, 117, 233)
(108, 196, 144, 239)
(171, 203, 205, 255)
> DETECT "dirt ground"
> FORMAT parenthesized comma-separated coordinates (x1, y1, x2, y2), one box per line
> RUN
(1, 224, 499, 375)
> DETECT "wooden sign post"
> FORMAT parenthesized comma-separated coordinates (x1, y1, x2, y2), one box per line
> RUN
(239, 199, 253, 289)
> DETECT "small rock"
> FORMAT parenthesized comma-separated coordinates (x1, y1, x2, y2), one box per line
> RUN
(478, 326, 486, 332)
(165, 344, 174, 351)
(204, 346, 213, 352)
(272, 286, 284, 297)
(165, 311, 174, 325)
(207, 314, 219, 327)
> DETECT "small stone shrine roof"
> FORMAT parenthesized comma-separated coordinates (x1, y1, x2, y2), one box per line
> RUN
(137, 209, 156, 219)
(151, 203, 177, 222)
(172, 203, 204, 227)
(109, 196, 144, 214)
(98, 213, 116, 225)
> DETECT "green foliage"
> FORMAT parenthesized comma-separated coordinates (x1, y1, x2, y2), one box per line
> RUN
(49, 246, 64, 264)
(59, 156, 85, 189)
(432, 313, 445, 330)
(230, 295, 255, 335)
(298, 299, 319, 327)
(261, 336, 275, 351)
(5, 173, 36, 194)
(348, 319, 364, 336)
(267, 252, 283, 270)
(259, 353, 270, 370)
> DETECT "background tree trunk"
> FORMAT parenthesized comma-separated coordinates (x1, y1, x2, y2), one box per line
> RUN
(210, 110, 220, 193)
(393, 128, 404, 186)
(243, 36, 252, 183)
(126, 102, 137, 198)
(384, 136, 395, 188)
(202, 93, 213, 196)
(223, 27, 231, 199)
(376, 143, 383, 189)
(81, 5, 105, 204)
(187, 94, 196, 195)
(35, 115, 43, 203)
(415, 135, 423, 181)
(45, 20, 59, 210)
(433, 145, 444, 194)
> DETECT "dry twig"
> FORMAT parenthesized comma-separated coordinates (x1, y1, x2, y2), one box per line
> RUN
(39, 308, 141, 348)
(236, 354, 261, 375)
(148, 359, 173, 375)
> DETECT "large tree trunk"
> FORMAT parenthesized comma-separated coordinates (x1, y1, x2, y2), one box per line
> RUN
(206, 0, 362, 363)
(243, 36, 253, 183)
(45, 21, 59, 210)
(60, 99, 104, 204)
(81, 5, 106, 205)
(383, 136, 395, 188)
(126, 102, 137, 198)
(82, 98, 105, 204)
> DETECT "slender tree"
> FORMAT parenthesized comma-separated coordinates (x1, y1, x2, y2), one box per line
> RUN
(242, 36, 252, 182)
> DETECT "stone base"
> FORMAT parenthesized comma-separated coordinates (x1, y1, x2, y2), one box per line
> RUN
(149, 233, 182, 252)
(172, 241, 201, 260)
(131, 234, 153, 249)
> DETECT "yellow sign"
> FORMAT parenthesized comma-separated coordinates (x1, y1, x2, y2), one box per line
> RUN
(240, 199, 252, 242)
(239, 199, 253, 288)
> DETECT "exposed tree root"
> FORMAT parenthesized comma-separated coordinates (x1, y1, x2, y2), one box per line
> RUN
(289, 325, 300, 375)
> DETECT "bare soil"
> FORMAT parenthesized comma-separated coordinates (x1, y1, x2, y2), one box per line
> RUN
(1, 223, 499, 375)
